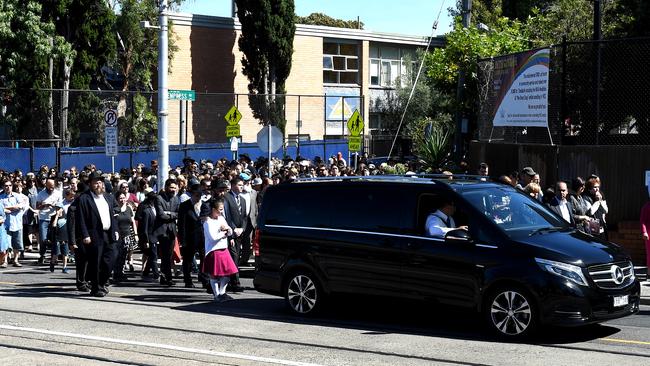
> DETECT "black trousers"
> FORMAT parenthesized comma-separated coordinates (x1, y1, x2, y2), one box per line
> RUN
(181, 244, 200, 285)
(86, 232, 115, 293)
(228, 236, 241, 286)
(240, 218, 253, 266)
(143, 242, 160, 278)
(158, 235, 175, 282)
(74, 242, 88, 287)
(113, 239, 128, 280)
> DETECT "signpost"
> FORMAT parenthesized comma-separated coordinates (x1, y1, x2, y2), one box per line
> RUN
(347, 109, 364, 171)
(225, 105, 242, 138)
(257, 125, 283, 176)
(104, 108, 118, 172)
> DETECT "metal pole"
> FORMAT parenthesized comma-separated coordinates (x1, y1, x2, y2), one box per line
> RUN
(180, 99, 186, 149)
(185, 100, 189, 152)
(593, 0, 602, 145)
(297, 95, 301, 158)
(111, 156, 115, 173)
(454, 0, 472, 160)
(323, 94, 327, 162)
(157, 0, 169, 189)
(267, 124, 272, 176)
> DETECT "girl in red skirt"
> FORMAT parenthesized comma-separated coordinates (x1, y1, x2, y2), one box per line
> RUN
(202, 199, 236, 302)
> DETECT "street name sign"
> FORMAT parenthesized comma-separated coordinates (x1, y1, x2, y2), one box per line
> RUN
(168, 89, 196, 101)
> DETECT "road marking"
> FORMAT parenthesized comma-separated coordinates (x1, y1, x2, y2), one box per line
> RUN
(602, 338, 650, 346)
(0, 281, 21, 285)
(0, 268, 32, 274)
(0, 324, 325, 366)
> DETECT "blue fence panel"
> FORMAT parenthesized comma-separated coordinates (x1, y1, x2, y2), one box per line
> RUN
(0, 148, 31, 172)
(33, 148, 57, 171)
(25, 140, 352, 173)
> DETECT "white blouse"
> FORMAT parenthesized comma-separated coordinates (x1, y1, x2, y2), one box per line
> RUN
(203, 216, 232, 254)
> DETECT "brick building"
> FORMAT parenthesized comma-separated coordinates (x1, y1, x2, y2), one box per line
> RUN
(166, 12, 444, 145)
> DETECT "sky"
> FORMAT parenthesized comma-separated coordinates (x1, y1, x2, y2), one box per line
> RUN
(177, 0, 454, 37)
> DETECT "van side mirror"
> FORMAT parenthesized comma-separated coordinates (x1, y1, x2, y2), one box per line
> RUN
(445, 229, 471, 243)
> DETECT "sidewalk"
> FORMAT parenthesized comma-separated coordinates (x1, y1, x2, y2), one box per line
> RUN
(641, 281, 650, 306)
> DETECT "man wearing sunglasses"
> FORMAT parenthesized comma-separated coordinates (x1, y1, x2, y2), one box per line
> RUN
(0, 180, 28, 267)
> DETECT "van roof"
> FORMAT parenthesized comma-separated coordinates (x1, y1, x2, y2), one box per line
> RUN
(291, 175, 501, 190)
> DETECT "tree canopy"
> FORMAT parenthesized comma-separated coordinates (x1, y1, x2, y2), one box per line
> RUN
(296, 12, 363, 29)
(236, 0, 296, 131)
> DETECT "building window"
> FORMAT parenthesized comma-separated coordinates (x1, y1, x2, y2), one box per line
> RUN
(323, 41, 359, 85)
(369, 45, 418, 87)
(369, 113, 382, 130)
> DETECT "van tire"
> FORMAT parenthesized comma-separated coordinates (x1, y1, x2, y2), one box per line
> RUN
(484, 286, 538, 338)
(283, 271, 322, 315)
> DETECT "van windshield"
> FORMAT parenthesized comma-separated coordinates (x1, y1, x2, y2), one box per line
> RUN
(461, 186, 570, 238)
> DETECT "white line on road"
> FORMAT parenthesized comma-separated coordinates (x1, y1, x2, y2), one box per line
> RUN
(0, 324, 325, 366)
(0, 268, 32, 274)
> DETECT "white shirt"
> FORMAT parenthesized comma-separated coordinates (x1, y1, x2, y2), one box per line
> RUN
(179, 192, 191, 203)
(240, 191, 251, 216)
(92, 193, 111, 231)
(558, 199, 571, 223)
(425, 210, 456, 238)
(36, 188, 62, 221)
(203, 216, 232, 254)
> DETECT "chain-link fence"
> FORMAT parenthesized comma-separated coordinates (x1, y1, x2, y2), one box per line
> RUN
(477, 37, 650, 146)
(0, 88, 365, 171)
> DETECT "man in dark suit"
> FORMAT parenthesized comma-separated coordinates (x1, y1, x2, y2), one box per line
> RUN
(178, 184, 208, 288)
(223, 176, 247, 292)
(153, 178, 180, 286)
(547, 181, 576, 226)
(75, 172, 119, 297)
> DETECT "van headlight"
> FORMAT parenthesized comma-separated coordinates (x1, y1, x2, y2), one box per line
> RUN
(535, 258, 588, 287)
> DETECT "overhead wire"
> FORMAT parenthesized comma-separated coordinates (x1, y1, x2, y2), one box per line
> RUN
(387, 0, 447, 159)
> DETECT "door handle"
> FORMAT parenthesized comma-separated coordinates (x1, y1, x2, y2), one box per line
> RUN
(406, 242, 421, 250)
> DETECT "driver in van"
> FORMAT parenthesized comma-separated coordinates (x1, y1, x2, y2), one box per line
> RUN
(425, 198, 469, 238)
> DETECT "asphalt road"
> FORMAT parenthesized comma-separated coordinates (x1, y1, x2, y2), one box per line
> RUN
(1, 255, 650, 366)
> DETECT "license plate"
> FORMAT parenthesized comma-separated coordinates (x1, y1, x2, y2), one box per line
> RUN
(613, 295, 629, 307)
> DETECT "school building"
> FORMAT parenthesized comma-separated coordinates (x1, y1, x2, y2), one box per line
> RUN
(166, 12, 444, 146)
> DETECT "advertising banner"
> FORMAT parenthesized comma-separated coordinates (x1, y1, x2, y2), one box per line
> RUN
(492, 49, 550, 127)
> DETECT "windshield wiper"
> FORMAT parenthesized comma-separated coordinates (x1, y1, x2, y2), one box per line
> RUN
(528, 226, 564, 237)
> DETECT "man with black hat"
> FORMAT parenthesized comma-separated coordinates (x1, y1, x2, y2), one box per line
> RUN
(75, 171, 119, 297)
(177, 183, 208, 288)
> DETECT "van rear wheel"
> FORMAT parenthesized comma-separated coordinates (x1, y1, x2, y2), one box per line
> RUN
(485, 287, 537, 338)
(284, 271, 321, 315)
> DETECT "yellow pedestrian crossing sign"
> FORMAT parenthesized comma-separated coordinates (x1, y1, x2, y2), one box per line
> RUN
(347, 109, 364, 136)
(225, 105, 242, 126)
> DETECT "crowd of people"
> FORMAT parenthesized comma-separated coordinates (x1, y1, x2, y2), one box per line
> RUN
(0, 155, 647, 300)
(0, 152, 413, 299)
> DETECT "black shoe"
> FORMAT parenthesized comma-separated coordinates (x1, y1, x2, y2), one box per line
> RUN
(206, 286, 214, 294)
(77, 284, 91, 292)
(221, 294, 234, 302)
(38, 257, 45, 265)
(91, 290, 107, 298)
(160, 279, 175, 287)
(229, 285, 245, 293)
(184, 282, 196, 288)
(49, 262, 55, 272)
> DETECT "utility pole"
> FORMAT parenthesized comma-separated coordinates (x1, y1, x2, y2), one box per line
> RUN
(454, 0, 472, 159)
(157, 0, 169, 190)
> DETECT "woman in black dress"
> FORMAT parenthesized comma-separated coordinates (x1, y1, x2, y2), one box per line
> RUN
(113, 191, 138, 283)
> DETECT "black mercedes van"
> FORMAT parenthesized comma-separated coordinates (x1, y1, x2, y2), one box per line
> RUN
(253, 176, 639, 337)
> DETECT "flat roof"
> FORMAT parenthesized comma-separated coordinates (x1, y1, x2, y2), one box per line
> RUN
(168, 12, 445, 48)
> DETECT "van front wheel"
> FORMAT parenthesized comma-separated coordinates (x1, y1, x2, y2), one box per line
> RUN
(284, 272, 321, 315)
(485, 287, 537, 338)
